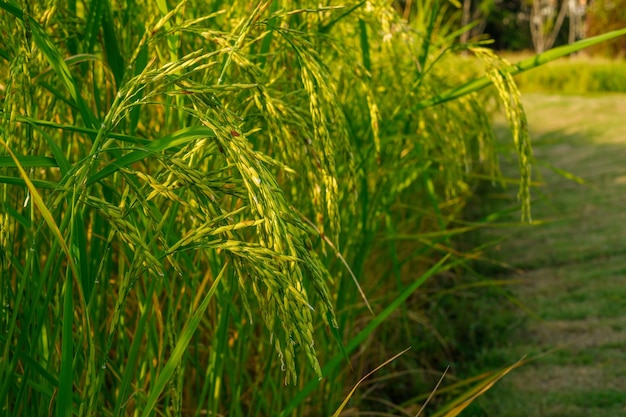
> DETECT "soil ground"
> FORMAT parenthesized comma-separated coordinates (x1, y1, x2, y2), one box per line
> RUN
(469, 93, 626, 417)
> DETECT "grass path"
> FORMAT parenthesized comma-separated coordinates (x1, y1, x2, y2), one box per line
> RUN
(471, 93, 626, 417)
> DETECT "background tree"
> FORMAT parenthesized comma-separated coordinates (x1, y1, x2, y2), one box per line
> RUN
(568, 0, 587, 44)
(454, 0, 591, 52)
(482, 0, 533, 50)
(461, 0, 496, 43)
(529, 0, 569, 52)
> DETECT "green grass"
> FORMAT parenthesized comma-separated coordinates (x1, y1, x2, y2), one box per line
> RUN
(1, 1, 625, 416)
(463, 93, 626, 417)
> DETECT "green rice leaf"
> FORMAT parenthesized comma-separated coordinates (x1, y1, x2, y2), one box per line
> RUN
(86, 126, 216, 185)
(101, 0, 125, 87)
(56, 276, 74, 417)
(0, 176, 59, 189)
(71, 209, 92, 300)
(35, 126, 72, 175)
(17, 115, 150, 146)
(141, 262, 227, 416)
(84, 0, 104, 53)
(413, 27, 626, 110)
(0, 156, 58, 168)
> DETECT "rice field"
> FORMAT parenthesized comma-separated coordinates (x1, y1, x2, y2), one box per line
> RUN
(1, 1, 624, 416)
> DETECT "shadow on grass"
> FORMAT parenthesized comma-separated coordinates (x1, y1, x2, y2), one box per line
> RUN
(454, 95, 626, 416)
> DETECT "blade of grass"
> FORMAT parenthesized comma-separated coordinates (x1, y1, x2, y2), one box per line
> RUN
(84, 0, 104, 53)
(415, 366, 450, 417)
(16, 115, 150, 146)
(71, 209, 92, 300)
(331, 347, 411, 417)
(0, 176, 59, 189)
(535, 159, 586, 185)
(432, 357, 526, 417)
(319, 2, 365, 34)
(412, 27, 626, 110)
(86, 126, 216, 185)
(101, 0, 125, 87)
(56, 274, 74, 417)
(0, 156, 58, 168)
(140, 261, 227, 417)
(34, 125, 72, 175)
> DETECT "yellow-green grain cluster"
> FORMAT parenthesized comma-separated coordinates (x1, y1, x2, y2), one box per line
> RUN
(471, 47, 533, 221)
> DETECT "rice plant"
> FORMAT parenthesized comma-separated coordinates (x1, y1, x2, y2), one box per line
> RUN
(1, 1, 624, 416)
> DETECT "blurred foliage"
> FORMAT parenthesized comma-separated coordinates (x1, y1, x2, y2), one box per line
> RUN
(587, 0, 626, 57)
(506, 55, 626, 93)
(400, 0, 625, 55)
